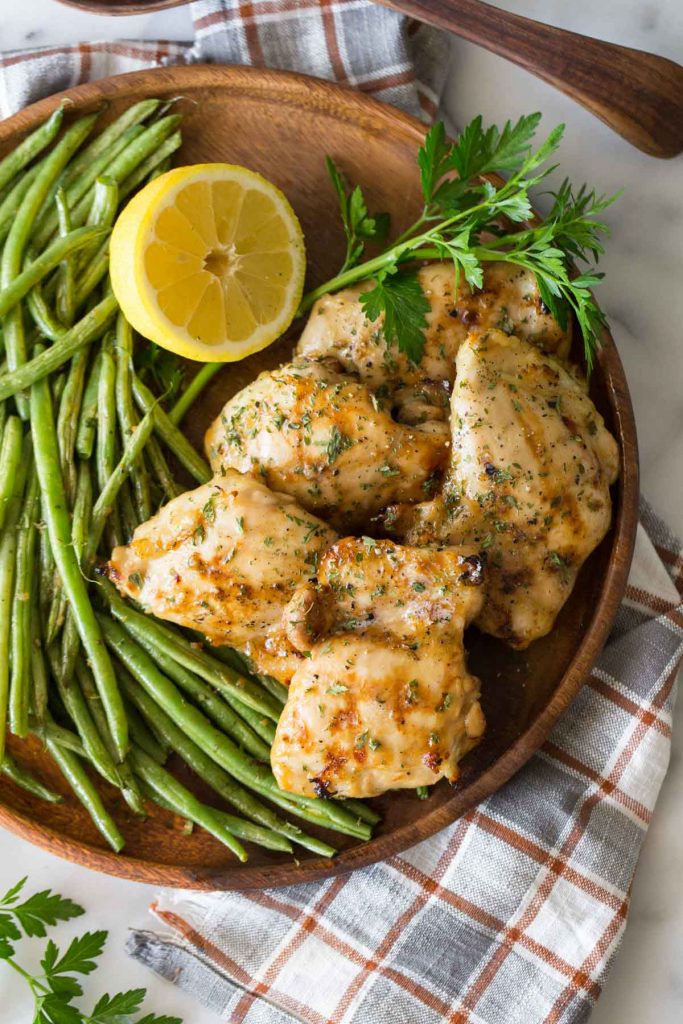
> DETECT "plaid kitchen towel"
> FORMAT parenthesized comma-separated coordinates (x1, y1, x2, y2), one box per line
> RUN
(0, 1, 447, 119)
(2, 5, 682, 1022)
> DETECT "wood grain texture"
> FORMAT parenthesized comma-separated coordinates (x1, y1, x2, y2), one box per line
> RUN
(0, 65, 639, 890)
(377, 0, 683, 158)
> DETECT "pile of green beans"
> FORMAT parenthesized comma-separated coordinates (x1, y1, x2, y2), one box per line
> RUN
(0, 100, 380, 860)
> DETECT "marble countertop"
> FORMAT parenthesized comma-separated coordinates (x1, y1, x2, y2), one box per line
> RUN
(0, 1, 681, 1021)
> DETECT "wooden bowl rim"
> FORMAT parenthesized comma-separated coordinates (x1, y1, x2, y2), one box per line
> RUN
(53, 0, 190, 14)
(0, 63, 640, 889)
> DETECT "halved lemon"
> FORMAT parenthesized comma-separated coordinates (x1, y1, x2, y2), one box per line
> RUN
(110, 164, 306, 362)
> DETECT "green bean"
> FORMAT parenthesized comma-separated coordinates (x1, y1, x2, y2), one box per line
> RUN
(0, 101, 67, 194)
(1, 753, 62, 803)
(0, 415, 24, 530)
(210, 810, 293, 854)
(95, 333, 123, 548)
(0, 165, 42, 247)
(125, 699, 167, 765)
(31, 367, 128, 761)
(76, 659, 145, 816)
(87, 176, 119, 230)
(140, 779, 292, 854)
(74, 240, 110, 312)
(60, 469, 93, 682)
(120, 672, 309, 855)
(114, 313, 151, 523)
(46, 644, 120, 789)
(57, 348, 90, 503)
(98, 615, 360, 843)
(0, 293, 118, 404)
(103, 584, 280, 721)
(0, 227, 106, 323)
(76, 176, 118, 274)
(44, 533, 67, 646)
(55, 189, 76, 327)
(40, 492, 65, 644)
(88, 407, 155, 559)
(138, 781, 194, 832)
(145, 155, 172, 184)
(61, 99, 160, 190)
(117, 130, 182, 205)
(210, 643, 290, 716)
(33, 124, 144, 250)
(42, 719, 85, 757)
(68, 115, 183, 232)
(75, 350, 101, 459)
(1, 114, 98, 418)
(0, 435, 29, 762)
(132, 374, 211, 484)
(9, 455, 40, 737)
(96, 333, 117, 489)
(247, 768, 371, 841)
(130, 745, 248, 861)
(72, 461, 93, 566)
(25, 278, 66, 342)
(145, 435, 184, 502)
(29, 598, 49, 727)
(169, 363, 222, 426)
(118, 480, 139, 541)
(46, 735, 124, 852)
(129, 630, 271, 761)
(225, 696, 277, 746)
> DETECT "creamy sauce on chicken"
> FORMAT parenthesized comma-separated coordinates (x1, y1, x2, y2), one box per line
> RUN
(272, 538, 486, 798)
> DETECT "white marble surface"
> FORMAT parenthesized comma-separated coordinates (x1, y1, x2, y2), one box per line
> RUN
(0, 1, 681, 1021)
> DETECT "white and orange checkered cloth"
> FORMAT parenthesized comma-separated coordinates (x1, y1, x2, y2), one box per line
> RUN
(2, 3, 682, 1022)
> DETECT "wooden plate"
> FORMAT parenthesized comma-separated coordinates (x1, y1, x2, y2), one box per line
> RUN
(54, 0, 190, 13)
(0, 65, 639, 890)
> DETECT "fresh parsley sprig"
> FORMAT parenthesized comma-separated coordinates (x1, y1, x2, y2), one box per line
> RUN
(301, 114, 618, 370)
(324, 157, 390, 273)
(0, 877, 180, 1024)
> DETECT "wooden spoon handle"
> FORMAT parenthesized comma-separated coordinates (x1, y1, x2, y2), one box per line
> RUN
(378, 0, 683, 158)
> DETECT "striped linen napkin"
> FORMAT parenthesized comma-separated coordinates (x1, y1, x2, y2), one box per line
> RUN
(1, 3, 681, 1021)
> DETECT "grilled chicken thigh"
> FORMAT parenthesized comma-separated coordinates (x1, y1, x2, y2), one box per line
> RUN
(388, 329, 619, 649)
(297, 262, 571, 424)
(107, 470, 337, 684)
(271, 537, 486, 798)
(205, 356, 448, 531)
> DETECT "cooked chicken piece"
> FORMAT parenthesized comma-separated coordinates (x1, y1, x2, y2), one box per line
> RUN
(107, 470, 337, 684)
(204, 356, 448, 531)
(271, 537, 486, 798)
(297, 262, 571, 423)
(387, 329, 619, 649)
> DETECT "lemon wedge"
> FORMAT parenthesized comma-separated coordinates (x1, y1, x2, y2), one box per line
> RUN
(110, 164, 306, 362)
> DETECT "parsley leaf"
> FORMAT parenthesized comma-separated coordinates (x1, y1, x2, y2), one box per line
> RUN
(0, 878, 182, 1024)
(135, 344, 183, 404)
(326, 157, 389, 273)
(43, 931, 106, 977)
(137, 1015, 184, 1024)
(11, 889, 84, 938)
(326, 425, 353, 464)
(360, 270, 431, 363)
(90, 988, 146, 1022)
(307, 113, 616, 369)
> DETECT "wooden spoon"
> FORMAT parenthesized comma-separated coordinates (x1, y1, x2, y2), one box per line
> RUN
(377, 0, 683, 158)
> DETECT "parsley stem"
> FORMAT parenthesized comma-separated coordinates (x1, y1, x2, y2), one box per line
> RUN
(390, 210, 432, 248)
(298, 191, 517, 315)
(6, 957, 35, 985)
